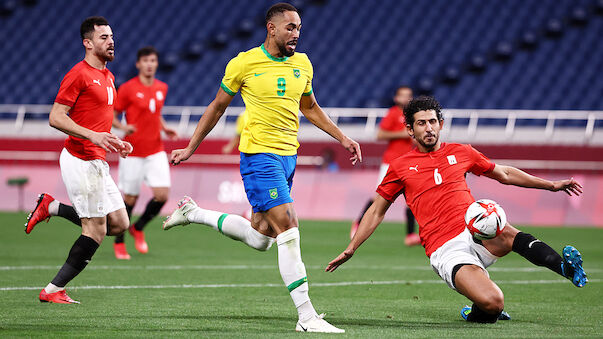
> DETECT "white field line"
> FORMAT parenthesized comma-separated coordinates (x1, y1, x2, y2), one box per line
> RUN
(0, 279, 600, 292)
(0, 264, 601, 273)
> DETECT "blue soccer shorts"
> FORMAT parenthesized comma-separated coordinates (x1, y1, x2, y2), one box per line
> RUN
(240, 152, 297, 213)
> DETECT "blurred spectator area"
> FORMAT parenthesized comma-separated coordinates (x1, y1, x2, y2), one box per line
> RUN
(0, 0, 601, 109)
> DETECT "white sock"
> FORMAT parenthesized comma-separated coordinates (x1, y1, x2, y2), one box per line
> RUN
(187, 207, 274, 251)
(48, 200, 59, 216)
(44, 282, 64, 293)
(276, 227, 318, 321)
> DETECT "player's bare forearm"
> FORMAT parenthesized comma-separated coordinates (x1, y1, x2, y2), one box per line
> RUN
(300, 94, 345, 142)
(49, 103, 95, 140)
(486, 164, 583, 196)
(300, 94, 362, 164)
(49, 103, 124, 152)
(326, 196, 391, 272)
(376, 128, 410, 141)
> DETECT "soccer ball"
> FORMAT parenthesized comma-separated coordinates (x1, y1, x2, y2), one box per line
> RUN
(464, 199, 507, 240)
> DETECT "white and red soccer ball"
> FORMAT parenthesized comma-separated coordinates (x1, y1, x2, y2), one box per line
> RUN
(464, 199, 507, 240)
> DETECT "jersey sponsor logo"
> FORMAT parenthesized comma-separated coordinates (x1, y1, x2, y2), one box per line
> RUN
(136, 92, 144, 99)
(269, 188, 278, 199)
(254, 72, 266, 77)
(293, 69, 301, 78)
(447, 155, 457, 165)
(156, 91, 164, 101)
(92, 79, 101, 86)
(409, 165, 419, 172)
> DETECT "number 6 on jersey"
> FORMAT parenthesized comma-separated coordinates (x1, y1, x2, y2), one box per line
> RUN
(434, 168, 442, 185)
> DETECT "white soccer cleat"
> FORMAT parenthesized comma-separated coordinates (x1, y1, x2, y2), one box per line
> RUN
(295, 313, 345, 333)
(162, 196, 198, 230)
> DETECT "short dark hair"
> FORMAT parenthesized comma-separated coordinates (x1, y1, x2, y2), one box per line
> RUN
(404, 96, 443, 127)
(137, 46, 158, 60)
(395, 85, 413, 95)
(266, 2, 298, 23)
(80, 16, 109, 40)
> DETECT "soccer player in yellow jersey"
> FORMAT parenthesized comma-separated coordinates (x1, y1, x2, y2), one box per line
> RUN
(164, 3, 360, 333)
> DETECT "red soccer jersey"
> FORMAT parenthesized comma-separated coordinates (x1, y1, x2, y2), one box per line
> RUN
(55, 60, 117, 161)
(376, 143, 495, 257)
(114, 77, 168, 157)
(380, 106, 413, 164)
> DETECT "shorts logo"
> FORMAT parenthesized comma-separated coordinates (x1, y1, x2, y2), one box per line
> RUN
(269, 188, 278, 199)
(293, 69, 301, 78)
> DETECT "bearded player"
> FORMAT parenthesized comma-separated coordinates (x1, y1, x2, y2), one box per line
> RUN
(164, 3, 361, 333)
(326, 96, 587, 323)
(111, 46, 178, 259)
(24, 16, 132, 303)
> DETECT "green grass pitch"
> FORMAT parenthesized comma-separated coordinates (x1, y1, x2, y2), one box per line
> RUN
(0, 211, 601, 338)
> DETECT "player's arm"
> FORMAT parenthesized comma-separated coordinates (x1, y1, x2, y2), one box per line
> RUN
(170, 88, 234, 165)
(160, 116, 179, 140)
(325, 195, 392, 272)
(222, 134, 240, 154)
(376, 128, 410, 141)
(300, 93, 362, 164)
(49, 102, 128, 154)
(112, 110, 136, 135)
(484, 164, 583, 196)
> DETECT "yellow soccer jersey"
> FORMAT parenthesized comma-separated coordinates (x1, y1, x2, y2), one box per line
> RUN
(235, 111, 248, 136)
(220, 44, 313, 155)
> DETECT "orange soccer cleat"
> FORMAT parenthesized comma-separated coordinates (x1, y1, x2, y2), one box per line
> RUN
(128, 227, 148, 254)
(39, 289, 80, 304)
(113, 242, 131, 260)
(25, 193, 55, 234)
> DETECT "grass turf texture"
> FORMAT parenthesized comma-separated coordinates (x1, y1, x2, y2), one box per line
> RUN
(0, 211, 601, 338)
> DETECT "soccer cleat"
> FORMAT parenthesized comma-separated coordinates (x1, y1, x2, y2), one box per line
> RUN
(461, 305, 511, 321)
(350, 221, 359, 239)
(25, 193, 54, 234)
(163, 196, 198, 231)
(113, 242, 131, 260)
(295, 313, 345, 333)
(461, 305, 471, 320)
(561, 245, 588, 287)
(404, 233, 421, 246)
(39, 289, 80, 304)
(129, 226, 148, 254)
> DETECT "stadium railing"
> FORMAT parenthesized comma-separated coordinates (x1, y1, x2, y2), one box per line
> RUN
(1, 104, 602, 145)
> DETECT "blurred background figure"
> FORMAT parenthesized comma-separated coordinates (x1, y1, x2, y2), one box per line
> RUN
(350, 86, 419, 245)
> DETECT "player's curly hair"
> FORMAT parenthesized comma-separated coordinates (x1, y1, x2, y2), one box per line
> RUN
(80, 16, 109, 40)
(266, 3, 298, 23)
(404, 96, 443, 127)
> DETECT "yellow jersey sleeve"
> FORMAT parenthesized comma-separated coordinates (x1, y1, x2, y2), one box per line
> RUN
(302, 57, 314, 96)
(220, 53, 246, 96)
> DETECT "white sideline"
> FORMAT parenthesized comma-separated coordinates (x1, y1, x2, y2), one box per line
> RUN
(0, 264, 600, 273)
(0, 279, 600, 291)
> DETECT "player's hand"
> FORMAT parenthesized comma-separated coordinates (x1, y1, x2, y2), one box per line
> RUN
(551, 178, 583, 196)
(164, 127, 179, 140)
(123, 124, 136, 135)
(325, 248, 355, 272)
(341, 136, 362, 165)
(90, 132, 123, 152)
(170, 148, 193, 165)
(118, 141, 133, 158)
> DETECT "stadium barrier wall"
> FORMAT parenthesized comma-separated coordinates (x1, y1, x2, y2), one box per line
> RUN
(1, 164, 601, 227)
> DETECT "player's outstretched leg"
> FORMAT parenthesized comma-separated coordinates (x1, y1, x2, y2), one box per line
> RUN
(163, 196, 274, 251)
(113, 204, 133, 260)
(25, 193, 81, 234)
(129, 198, 165, 254)
(404, 207, 421, 246)
(274, 227, 343, 333)
(511, 232, 588, 287)
(40, 232, 100, 304)
(454, 265, 504, 323)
